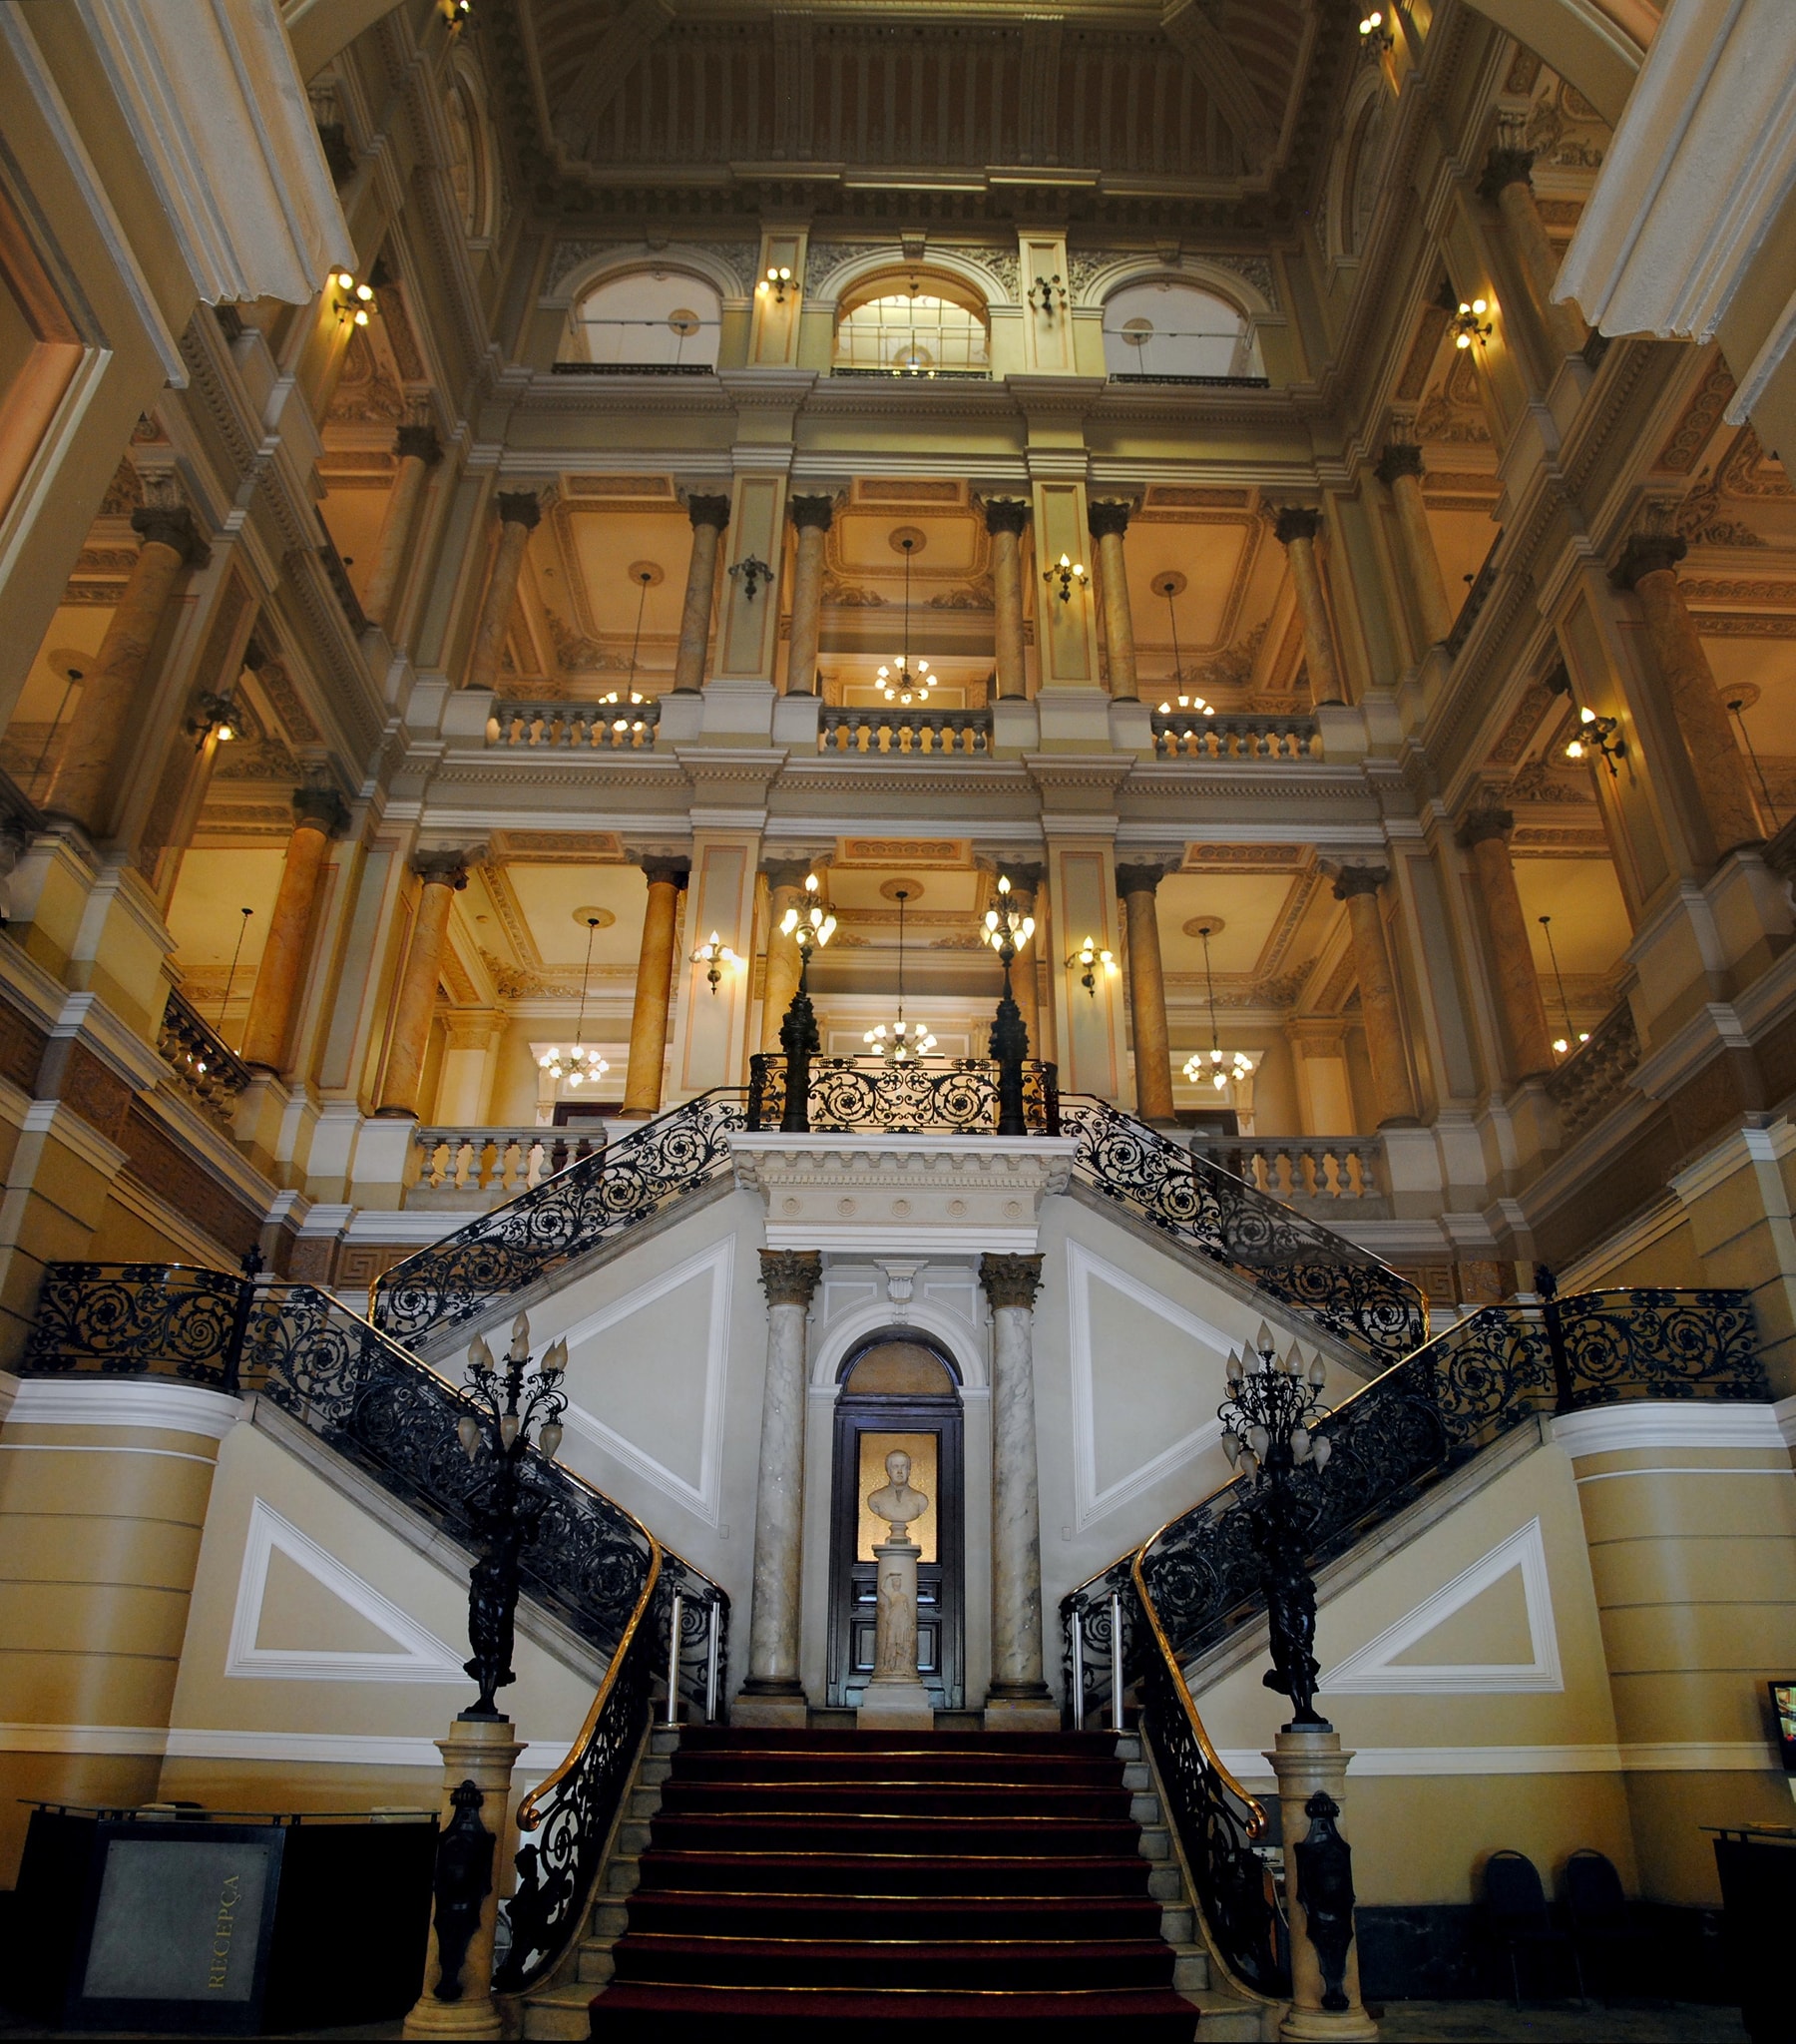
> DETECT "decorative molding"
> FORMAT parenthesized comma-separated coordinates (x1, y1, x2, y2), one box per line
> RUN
(3, 1372, 240, 1439)
(0, 1723, 574, 1774)
(1552, 1399, 1786, 1458)
(1216, 1742, 1776, 1781)
(225, 1498, 465, 1685)
(1320, 1518, 1564, 1696)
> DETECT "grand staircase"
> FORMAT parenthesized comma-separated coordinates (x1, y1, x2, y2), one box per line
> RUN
(530, 1726, 1261, 2039)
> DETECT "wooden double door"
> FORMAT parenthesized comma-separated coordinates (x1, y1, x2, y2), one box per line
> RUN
(825, 1335, 964, 1714)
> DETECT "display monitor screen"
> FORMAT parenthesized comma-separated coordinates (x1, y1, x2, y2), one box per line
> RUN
(1769, 1682, 1796, 1773)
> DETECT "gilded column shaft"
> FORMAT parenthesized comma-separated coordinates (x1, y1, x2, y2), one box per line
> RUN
(1273, 509, 1343, 706)
(1118, 866, 1173, 1121)
(985, 499, 1030, 701)
(363, 424, 441, 631)
(1484, 150, 1587, 360)
(759, 861, 810, 1055)
(1457, 808, 1555, 1083)
(1374, 448, 1454, 650)
(1334, 867, 1418, 1127)
(241, 786, 349, 1073)
(674, 496, 731, 694)
(784, 497, 832, 697)
(464, 493, 540, 694)
(1089, 502, 1137, 701)
(378, 854, 468, 1116)
(621, 860, 687, 1117)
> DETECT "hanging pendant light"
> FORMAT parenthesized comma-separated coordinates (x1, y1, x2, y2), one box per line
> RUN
(865, 886, 936, 1062)
(1152, 572, 1214, 718)
(540, 915, 610, 1088)
(598, 568, 654, 735)
(877, 535, 933, 704)
(1182, 917, 1254, 1092)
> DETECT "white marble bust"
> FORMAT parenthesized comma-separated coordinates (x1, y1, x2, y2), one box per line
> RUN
(866, 1449, 930, 1543)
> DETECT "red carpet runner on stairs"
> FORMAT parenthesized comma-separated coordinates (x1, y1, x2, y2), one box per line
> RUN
(589, 1727, 1199, 2038)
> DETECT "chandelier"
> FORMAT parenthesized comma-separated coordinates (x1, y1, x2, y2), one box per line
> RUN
(598, 567, 654, 734)
(539, 914, 611, 1088)
(877, 534, 933, 704)
(1182, 916, 1254, 1093)
(865, 885, 936, 1062)
(1153, 572, 1214, 719)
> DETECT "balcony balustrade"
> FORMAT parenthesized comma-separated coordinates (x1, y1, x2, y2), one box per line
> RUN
(1546, 1000, 1641, 1138)
(818, 706, 991, 757)
(412, 1124, 605, 1203)
(1151, 711, 1318, 761)
(158, 988, 251, 1121)
(488, 699, 660, 751)
(1187, 1132, 1387, 1212)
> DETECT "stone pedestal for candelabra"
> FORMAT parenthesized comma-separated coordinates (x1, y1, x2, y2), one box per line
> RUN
(1267, 1727, 1379, 2041)
(858, 1532, 933, 1730)
(402, 1713, 524, 2041)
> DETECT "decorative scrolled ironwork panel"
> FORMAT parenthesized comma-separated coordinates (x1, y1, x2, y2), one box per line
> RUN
(1059, 1098, 1425, 1363)
(372, 1091, 748, 1348)
(745, 1054, 1060, 1135)
(21, 1263, 244, 1384)
(1557, 1288, 1766, 1405)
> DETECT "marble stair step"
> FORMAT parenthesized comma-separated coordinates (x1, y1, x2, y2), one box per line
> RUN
(643, 1809, 1144, 1856)
(583, 1981, 1201, 2034)
(631, 1847, 1157, 1896)
(655, 1779, 1132, 1818)
(608, 1931, 1181, 1993)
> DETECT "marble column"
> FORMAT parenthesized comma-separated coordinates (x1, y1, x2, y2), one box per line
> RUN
(362, 423, 441, 632)
(1117, 864, 1174, 1121)
(45, 504, 203, 835)
(1332, 866, 1418, 1128)
(1481, 148, 1587, 361)
(1455, 805, 1555, 1084)
(620, 857, 688, 1117)
(759, 859, 811, 1054)
(1088, 499, 1137, 701)
(738, 1248, 822, 1725)
(1272, 508, 1345, 706)
(980, 1253, 1056, 1726)
(784, 496, 832, 697)
(673, 494, 731, 694)
(1373, 446, 1454, 649)
(463, 492, 540, 694)
(985, 497, 1031, 700)
(240, 783, 350, 1073)
(377, 852, 468, 1117)
(1612, 532, 1764, 858)
(1004, 864, 1044, 1059)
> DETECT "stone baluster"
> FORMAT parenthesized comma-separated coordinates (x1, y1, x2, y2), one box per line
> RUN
(45, 504, 204, 835)
(784, 495, 832, 696)
(377, 852, 469, 1116)
(1611, 533, 1764, 859)
(1374, 446, 1455, 649)
(980, 1253, 1055, 1726)
(620, 857, 689, 1117)
(362, 423, 442, 632)
(673, 495, 732, 694)
(1272, 507, 1345, 706)
(985, 498, 1031, 700)
(463, 492, 541, 693)
(737, 1249, 823, 1724)
(1332, 866, 1419, 1127)
(1117, 864, 1174, 1122)
(759, 859, 812, 1054)
(1088, 499, 1138, 701)
(1456, 805, 1556, 1083)
(1480, 148, 1588, 360)
(240, 783, 350, 1073)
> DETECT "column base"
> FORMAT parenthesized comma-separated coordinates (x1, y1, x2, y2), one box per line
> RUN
(1280, 2008, 1380, 2042)
(983, 1689, 1061, 1733)
(732, 1682, 809, 1729)
(858, 1678, 934, 1731)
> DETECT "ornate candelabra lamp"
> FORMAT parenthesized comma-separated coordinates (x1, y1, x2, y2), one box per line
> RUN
(1182, 917, 1255, 1093)
(1043, 551, 1088, 603)
(864, 885, 935, 1062)
(1218, 1322, 1333, 1729)
(983, 873, 1036, 1136)
(1152, 572, 1214, 718)
(455, 1312, 568, 1717)
(878, 534, 933, 704)
(778, 873, 835, 1133)
(691, 929, 739, 995)
(1067, 933, 1116, 998)
(539, 915, 610, 1087)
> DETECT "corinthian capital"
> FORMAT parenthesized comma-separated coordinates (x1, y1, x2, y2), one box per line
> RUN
(759, 1249, 822, 1307)
(980, 1253, 1043, 1310)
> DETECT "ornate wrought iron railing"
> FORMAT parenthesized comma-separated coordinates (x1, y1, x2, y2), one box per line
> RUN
(1061, 1285, 1762, 2002)
(746, 1054, 1060, 1136)
(18, 1263, 729, 1997)
(371, 1089, 748, 1350)
(1059, 1098, 1424, 1365)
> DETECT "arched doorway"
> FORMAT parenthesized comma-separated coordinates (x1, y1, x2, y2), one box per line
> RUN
(827, 1332, 965, 1712)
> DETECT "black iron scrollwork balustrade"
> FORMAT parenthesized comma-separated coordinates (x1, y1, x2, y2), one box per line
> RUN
(746, 1054, 1060, 1136)
(1059, 1097, 1425, 1365)
(22, 1262, 250, 1386)
(372, 1090, 748, 1349)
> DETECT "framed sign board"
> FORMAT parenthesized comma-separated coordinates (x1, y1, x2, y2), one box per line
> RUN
(1770, 1681, 1796, 1773)
(68, 1823, 284, 2034)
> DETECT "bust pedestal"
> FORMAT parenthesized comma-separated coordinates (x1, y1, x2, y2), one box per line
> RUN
(1268, 1726, 1379, 2041)
(859, 1532, 933, 1730)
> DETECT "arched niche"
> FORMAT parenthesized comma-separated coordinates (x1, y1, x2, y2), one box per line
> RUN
(559, 266, 724, 369)
(1100, 276, 1262, 380)
(831, 269, 992, 377)
(443, 57, 497, 245)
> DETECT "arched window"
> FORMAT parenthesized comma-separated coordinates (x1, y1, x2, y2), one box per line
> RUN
(443, 67, 493, 242)
(832, 275, 990, 377)
(1102, 279, 1261, 380)
(562, 271, 722, 370)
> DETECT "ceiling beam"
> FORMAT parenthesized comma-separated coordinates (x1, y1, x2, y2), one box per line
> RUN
(1158, 0, 1277, 169)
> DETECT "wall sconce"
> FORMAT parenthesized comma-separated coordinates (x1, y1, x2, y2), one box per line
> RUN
(333, 269, 374, 326)
(1564, 704, 1625, 774)
(187, 691, 238, 752)
(1068, 934, 1116, 998)
(758, 265, 794, 304)
(691, 930, 739, 995)
(728, 555, 773, 603)
(1043, 553, 1089, 604)
(438, 0, 471, 27)
(1029, 274, 1064, 315)
(1357, 8, 1393, 55)
(1452, 296, 1494, 349)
